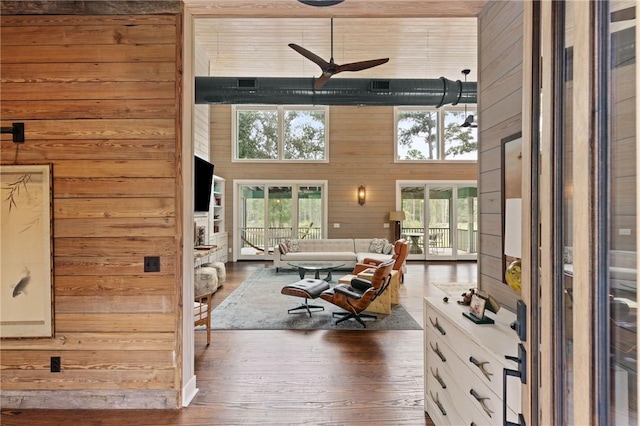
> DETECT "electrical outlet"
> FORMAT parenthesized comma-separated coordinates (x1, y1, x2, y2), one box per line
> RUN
(51, 356, 61, 373)
(383, 223, 390, 228)
(333, 223, 340, 228)
(144, 256, 160, 272)
(619, 228, 631, 236)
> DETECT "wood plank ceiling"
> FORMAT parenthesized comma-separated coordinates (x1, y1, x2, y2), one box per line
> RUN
(192, 1, 483, 82)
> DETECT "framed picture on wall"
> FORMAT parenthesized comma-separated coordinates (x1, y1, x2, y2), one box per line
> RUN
(1, 165, 54, 338)
(501, 132, 523, 293)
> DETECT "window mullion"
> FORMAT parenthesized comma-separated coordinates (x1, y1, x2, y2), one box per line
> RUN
(438, 108, 444, 160)
(278, 106, 285, 161)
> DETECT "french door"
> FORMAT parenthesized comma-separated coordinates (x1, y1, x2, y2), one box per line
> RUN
(531, 1, 638, 424)
(234, 180, 326, 260)
(398, 181, 477, 261)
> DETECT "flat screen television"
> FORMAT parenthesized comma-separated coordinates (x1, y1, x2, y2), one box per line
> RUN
(194, 156, 214, 212)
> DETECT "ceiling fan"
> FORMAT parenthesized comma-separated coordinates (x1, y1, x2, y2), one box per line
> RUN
(460, 69, 477, 128)
(288, 18, 390, 90)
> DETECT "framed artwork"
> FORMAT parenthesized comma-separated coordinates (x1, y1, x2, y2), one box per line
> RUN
(469, 294, 486, 319)
(1, 165, 53, 338)
(501, 132, 522, 291)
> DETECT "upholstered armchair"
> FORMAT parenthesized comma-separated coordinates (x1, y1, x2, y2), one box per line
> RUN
(353, 238, 409, 282)
(320, 259, 395, 328)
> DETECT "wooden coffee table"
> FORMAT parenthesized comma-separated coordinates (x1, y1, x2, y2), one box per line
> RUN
(287, 262, 345, 282)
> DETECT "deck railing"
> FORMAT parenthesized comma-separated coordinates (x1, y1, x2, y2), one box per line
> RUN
(402, 227, 477, 254)
(241, 226, 476, 254)
(241, 226, 322, 251)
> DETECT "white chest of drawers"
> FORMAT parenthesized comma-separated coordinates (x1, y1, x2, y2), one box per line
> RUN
(424, 296, 522, 426)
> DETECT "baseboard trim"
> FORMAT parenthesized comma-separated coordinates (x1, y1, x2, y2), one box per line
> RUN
(1, 390, 179, 409)
(182, 374, 199, 407)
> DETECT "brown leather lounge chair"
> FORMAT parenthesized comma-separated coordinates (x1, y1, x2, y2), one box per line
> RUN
(352, 238, 409, 283)
(319, 259, 395, 328)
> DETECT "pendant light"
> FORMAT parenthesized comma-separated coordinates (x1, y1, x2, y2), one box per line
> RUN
(460, 69, 477, 128)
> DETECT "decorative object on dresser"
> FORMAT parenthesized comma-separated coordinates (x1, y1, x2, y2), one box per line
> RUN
(424, 296, 521, 425)
(462, 290, 501, 325)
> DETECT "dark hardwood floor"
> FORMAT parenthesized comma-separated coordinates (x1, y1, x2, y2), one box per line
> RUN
(1, 260, 476, 425)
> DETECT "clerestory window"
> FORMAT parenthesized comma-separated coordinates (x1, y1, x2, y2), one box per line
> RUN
(233, 105, 329, 162)
(395, 106, 478, 161)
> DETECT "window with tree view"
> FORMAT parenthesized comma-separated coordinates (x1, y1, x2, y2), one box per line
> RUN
(396, 107, 477, 161)
(235, 106, 327, 161)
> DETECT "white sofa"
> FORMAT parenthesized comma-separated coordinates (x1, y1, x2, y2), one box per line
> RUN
(273, 238, 394, 272)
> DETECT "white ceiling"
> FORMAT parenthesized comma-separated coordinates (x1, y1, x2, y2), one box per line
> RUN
(194, 17, 479, 82)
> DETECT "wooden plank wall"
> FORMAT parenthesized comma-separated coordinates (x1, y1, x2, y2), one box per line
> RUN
(0, 13, 183, 409)
(477, 1, 524, 311)
(194, 43, 211, 160)
(210, 105, 478, 250)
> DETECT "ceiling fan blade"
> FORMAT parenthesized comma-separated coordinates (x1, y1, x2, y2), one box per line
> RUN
(313, 73, 333, 90)
(336, 58, 390, 73)
(297, 0, 345, 6)
(288, 43, 330, 71)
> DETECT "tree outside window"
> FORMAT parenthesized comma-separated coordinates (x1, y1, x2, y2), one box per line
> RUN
(236, 106, 327, 161)
(396, 107, 477, 161)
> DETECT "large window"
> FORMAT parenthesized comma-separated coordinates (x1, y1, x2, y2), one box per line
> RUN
(395, 106, 478, 161)
(398, 181, 477, 261)
(234, 106, 328, 161)
(235, 181, 326, 260)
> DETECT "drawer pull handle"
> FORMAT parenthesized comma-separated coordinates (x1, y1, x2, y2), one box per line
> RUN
(429, 316, 446, 335)
(430, 342, 446, 362)
(469, 356, 493, 381)
(470, 388, 493, 418)
(429, 391, 447, 416)
(430, 367, 447, 389)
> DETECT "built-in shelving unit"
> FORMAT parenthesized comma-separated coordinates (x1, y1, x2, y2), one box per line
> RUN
(208, 175, 227, 263)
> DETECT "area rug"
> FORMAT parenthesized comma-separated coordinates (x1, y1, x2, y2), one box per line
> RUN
(209, 268, 422, 330)
(431, 282, 477, 297)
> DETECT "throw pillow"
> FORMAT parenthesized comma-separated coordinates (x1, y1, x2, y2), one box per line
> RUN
(278, 241, 289, 255)
(368, 238, 388, 254)
(350, 277, 373, 292)
(288, 239, 300, 253)
(383, 243, 394, 255)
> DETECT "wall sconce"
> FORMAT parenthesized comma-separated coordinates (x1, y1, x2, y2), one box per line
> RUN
(389, 210, 405, 241)
(1, 122, 25, 143)
(357, 185, 366, 205)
